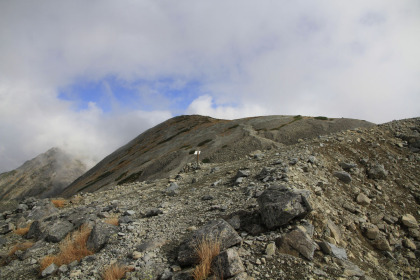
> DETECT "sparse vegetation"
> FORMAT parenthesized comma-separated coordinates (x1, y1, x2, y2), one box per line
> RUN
(314, 116, 328, 120)
(39, 225, 93, 272)
(13, 223, 32, 236)
(197, 139, 212, 147)
(228, 124, 239, 130)
(115, 171, 128, 182)
(51, 199, 67, 208)
(117, 170, 143, 185)
(189, 150, 196, 154)
(8, 241, 34, 257)
(293, 115, 303, 120)
(101, 263, 131, 280)
(192, 237, 220, 280)
(202, 158, 211, 163)
(104, 217, 119, 226)
(222, 145, 228, 148)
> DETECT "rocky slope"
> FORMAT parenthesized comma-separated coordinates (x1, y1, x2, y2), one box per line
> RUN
(0, 148, 87, 211)
(61, 115, 373, 197)
(0, 117, 419, 280)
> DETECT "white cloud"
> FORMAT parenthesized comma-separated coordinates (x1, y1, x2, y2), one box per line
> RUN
(186, 95, 267, 120)
(0, 0, 419, 171)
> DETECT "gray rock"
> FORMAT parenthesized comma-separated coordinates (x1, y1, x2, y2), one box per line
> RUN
(144, 208, 163, 217)
(26, 220, 46, 240)
(87, 222, 118, 252)
(338, 259, 365, 277)
(230, 272, 254, 280)
(265, 242, 276, 256)
(124, 210, 135, 216)
(333, 171, 352, 183)
(119, 216, 133, 224)
(136, 238, 167, 252)
(166, 182, 180, 196)
(367, 164, 388, 180)
(0, 222, 14, 234)
(45, 221, 74, 243)
(319, 242, 348, 260)
(276, 228, 317, 260)
(27, 202, 58, 221)
(257, 185, 312, 229)
(177, 219, 242, 266)
(212, 248, 245, 278)
(235, 169, 250, 178)
(339, 162, 357, 171)
(41, 263, 58, 277)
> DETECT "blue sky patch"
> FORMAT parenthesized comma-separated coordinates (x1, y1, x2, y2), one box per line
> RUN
(58, 76, 203, 113)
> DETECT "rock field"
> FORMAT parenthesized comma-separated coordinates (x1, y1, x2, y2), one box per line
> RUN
(0, 117, 419, 280)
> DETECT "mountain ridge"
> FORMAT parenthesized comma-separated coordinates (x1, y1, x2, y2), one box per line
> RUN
(61, 114, 374, 197)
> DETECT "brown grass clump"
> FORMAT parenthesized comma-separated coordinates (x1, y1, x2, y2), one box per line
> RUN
(192, 237, 221, 280)
(51, 199, 68, 208)
(101, 263, 131, 280)
(13, 224, 31, 236)
(8, 242, 34, 256)
(104, 217, 119, 226)
(39, 225, 93, 271)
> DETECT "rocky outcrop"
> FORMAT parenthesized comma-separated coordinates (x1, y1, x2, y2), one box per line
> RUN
(257, 185, 312, 229)
(0, 116, 419, 280)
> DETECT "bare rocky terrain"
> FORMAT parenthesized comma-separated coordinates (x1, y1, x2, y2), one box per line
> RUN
(61, 115, 373, 197)
(0, 115, 419, 280)
(0, 147, 87, 212)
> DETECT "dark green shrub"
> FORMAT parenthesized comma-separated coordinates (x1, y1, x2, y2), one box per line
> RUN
(198, 139, 212, 147)
(202, 158, 211, 163)
(314, 116, 328, 120)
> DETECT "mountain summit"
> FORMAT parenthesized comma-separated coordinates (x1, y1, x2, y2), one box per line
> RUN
(62, 114, 373, 197)
(0, 147, 87, 210)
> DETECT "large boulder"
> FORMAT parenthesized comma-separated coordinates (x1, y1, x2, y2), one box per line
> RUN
(45, 221, 74, 243)
(177, 219, 242, 266)
(86, 222, 118, 252)
(27, 202, 58, 221)
(257, 185, 312, 229)
(26, 220, 46, 240)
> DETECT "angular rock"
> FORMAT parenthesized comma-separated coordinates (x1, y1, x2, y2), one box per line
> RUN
(356, 193, 371, 206)
(177, 219, 241, 266)
(212, 248, 245, 278)
(136, 238, 167, 252)
(26, 220, 46, 240)
(327, 220, 342, 244)
(373, 236, 392, 251)
(257, 185, 312, 229)
(265, 242, 276, 256)
(339, 162, 357, 172)
(27, 202, 58, 221)
(338, 259, 365, 277)
(333, 171, 352, 184)
(235, 169, 250, 178)
(41, 263, 58, 277)
(145, 208, 163, 217)
(276, 228, 317, 260)
(45, 221, 74, 243)
(87, 222, 118, 252)
(401, 214, 418, 228)
(166, 182, 180, 196)
(367, 164, 388, 180)
(364, 224, 380, 240)
(319, 242, 348, 260)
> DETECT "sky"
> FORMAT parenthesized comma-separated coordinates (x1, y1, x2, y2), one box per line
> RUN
(1, 1, 419, 172)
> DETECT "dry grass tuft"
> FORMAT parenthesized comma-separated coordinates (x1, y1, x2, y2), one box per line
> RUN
(13, 224, 31, 236)
(39, 224, 93, 272)
(8, 241, 34, 256)
(192, 237, 220, 280)
(104, 217, 119, 226)
(101, 263, 131, 280)
(51, 199, 68, 208)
